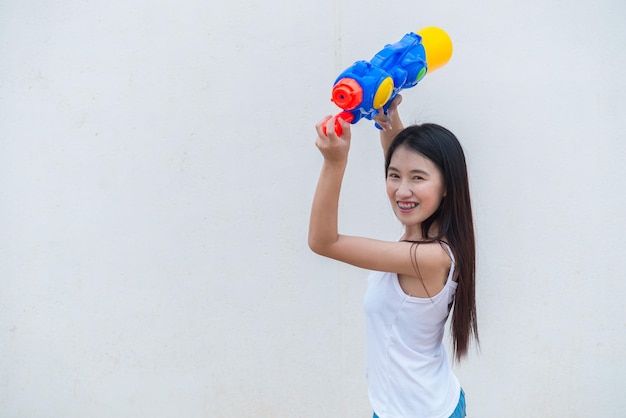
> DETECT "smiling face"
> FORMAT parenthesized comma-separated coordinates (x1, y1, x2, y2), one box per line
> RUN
(386, 144, 446, 239)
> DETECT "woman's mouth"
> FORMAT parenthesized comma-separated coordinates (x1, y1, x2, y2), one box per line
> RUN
(397, 201, 418, 212)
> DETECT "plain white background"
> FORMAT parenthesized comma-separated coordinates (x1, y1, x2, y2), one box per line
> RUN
(1, 1, 625, 417)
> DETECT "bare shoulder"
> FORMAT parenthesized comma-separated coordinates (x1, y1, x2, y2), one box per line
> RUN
(398, 241, 454, 296)
(405, 240, 453, 277)
(407, 240, 453, 268)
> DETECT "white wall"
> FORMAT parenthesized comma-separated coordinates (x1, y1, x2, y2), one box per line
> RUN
(1, 1, 625, 417)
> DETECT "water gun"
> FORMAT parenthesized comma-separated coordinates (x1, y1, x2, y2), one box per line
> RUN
(323, 26, 453, 136)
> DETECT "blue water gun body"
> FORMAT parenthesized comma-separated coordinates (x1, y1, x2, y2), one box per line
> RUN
(324, 27, 452, 135)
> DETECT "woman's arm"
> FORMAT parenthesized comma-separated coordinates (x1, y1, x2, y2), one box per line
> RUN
(308, 115, 450, 283)
(308, 115, 351, 254)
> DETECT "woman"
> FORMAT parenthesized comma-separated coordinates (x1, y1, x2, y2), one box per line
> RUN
(308, 97, 478, 418)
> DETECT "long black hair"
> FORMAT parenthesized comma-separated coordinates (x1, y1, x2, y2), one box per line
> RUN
(385, 123, 479, 361)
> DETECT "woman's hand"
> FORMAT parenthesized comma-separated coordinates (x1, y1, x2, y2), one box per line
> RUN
(373, 94, 403, 131)
(314, 115, 352, 164)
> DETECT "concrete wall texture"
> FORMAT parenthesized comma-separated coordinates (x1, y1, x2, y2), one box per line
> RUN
(1, 1, 625, 417)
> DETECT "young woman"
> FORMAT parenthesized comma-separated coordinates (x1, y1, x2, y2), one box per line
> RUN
(308, 97, 478, 418)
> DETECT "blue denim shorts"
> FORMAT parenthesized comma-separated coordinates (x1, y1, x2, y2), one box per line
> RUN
(373, 388, 466, 418)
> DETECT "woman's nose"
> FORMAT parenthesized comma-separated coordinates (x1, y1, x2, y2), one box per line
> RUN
(396, 181, 412, 198)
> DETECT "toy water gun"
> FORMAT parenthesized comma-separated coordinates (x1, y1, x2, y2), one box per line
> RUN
(323, 26, 453, 136)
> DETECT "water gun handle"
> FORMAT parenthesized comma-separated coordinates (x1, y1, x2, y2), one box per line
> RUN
(321, 111, 355, 137)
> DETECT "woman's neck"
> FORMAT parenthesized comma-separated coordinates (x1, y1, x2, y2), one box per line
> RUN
(402, 222, 441, 241)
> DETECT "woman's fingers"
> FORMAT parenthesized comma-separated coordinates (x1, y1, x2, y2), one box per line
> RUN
(374, 109, 392, 130)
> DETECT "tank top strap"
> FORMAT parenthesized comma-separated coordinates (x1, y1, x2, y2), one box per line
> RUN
(438, 240, 456, 284)
(438, 240, 455, 264)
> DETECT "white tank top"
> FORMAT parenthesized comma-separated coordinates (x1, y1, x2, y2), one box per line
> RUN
(363, 243, 460, 418)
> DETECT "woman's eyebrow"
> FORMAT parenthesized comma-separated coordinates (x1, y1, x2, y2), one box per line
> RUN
(387, 166, 429, 175)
